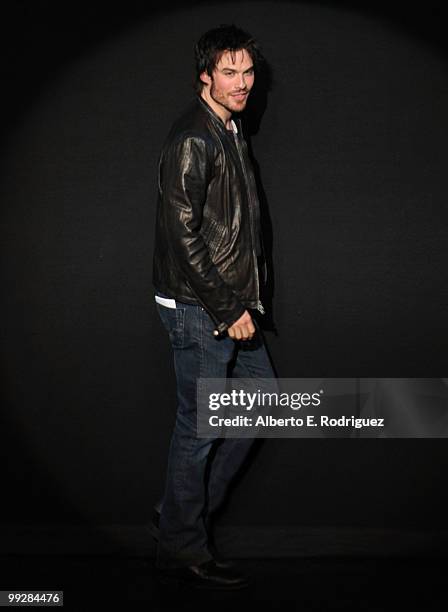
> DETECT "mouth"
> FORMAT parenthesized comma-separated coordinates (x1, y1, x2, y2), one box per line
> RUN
(231, 92, 248, 101)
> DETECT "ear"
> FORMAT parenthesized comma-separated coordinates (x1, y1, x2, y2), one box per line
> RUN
(200, 70, 212, 87)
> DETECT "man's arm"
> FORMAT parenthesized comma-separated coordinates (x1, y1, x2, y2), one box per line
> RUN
(160, 134, 247, 333)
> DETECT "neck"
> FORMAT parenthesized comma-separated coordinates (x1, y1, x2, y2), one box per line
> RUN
(200, 89, 232, 128)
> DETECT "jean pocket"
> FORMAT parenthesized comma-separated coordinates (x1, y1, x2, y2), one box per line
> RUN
(156, 302, 185, 348)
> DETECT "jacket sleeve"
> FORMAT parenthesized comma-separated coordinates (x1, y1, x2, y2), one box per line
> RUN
(160, 134, 246, 332)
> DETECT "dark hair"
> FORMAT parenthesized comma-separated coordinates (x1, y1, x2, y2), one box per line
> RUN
(194, 24, 264, 94)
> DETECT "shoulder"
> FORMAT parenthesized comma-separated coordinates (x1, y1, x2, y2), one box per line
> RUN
(163, 99, 218, 154)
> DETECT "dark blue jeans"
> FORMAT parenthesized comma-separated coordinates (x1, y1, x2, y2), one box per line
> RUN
(154, 293, 276, 569)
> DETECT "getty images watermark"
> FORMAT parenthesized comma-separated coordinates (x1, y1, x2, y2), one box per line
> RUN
(197, 378, 448, 438)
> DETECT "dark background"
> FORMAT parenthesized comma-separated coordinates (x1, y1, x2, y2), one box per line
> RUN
(1, 0, 448, 555)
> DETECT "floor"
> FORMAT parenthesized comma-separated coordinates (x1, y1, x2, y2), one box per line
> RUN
(0, 554, 446, 610)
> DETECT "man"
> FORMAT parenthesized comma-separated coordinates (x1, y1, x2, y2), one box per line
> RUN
(152, 24, 275, 589)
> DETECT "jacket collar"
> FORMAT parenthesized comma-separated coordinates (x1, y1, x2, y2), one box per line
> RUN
(196, 94, 242, 137)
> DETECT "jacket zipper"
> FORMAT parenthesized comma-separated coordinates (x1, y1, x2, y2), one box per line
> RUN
(232, 130, 265, 315)
(198, 96, 266, 314)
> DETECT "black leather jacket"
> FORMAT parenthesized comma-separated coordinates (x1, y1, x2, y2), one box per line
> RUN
(152, 95, 265, 334)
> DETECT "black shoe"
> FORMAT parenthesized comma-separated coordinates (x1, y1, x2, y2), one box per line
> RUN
(156, 559, 249, 590)
(150, 505, 235, 569)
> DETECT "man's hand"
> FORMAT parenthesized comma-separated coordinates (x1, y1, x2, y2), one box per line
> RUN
(227, 310, 255, 341)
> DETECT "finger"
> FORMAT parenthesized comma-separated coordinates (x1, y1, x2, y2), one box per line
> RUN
(241, 325, 251, 340)
(228, 327, 235, 339)
(246, 329, 255, 340)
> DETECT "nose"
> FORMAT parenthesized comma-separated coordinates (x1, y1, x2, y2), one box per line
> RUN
(238, 73, 246, 89)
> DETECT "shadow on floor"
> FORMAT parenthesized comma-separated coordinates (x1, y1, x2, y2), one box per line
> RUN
(0, 555, 446, 610)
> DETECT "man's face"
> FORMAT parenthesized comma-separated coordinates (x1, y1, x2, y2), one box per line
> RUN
(201, 49, 255, 114)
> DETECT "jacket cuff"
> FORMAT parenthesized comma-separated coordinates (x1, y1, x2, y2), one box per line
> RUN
(220, 303, 247, 330)
(212, 302, 247, 335)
